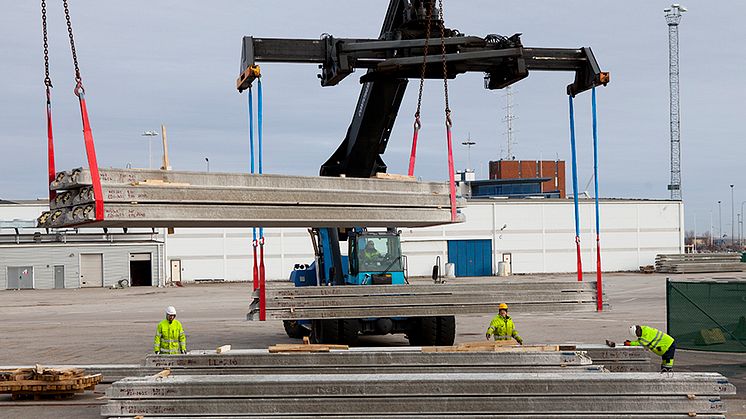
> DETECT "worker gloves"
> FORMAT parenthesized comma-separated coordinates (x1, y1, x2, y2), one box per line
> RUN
(485, 333, 491, 340)
(623, 340, 632, 346)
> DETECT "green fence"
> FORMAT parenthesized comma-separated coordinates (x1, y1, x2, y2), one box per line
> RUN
(667, 279, 746, 353)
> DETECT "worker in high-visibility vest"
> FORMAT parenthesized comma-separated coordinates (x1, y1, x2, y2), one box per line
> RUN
(625, 324, 675, 372)
(485, 303, 523, 344)
(154, 306, 187, 355)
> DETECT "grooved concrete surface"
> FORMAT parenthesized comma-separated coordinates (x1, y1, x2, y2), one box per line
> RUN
(0, 272, 743, 418)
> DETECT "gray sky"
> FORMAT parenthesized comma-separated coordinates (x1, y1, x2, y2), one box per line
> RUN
(1, 1, 743, 237)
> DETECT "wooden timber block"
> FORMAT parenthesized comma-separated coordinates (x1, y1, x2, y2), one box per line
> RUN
(152, 370, 171, 379)
(374, 172, 416, 181)
(216, 344, 232, 354)
(423, 343, 560, 353)
(268, 343, 349, 353)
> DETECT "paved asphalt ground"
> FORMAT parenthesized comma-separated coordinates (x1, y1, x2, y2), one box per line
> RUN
(0, 272, 744, 417)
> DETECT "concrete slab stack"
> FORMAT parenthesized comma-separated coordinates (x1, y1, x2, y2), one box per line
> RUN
(101, 372, 735, 417)
(576, 344, 655, 372)
(656, 253, 745, 273)
(39, 168, 464, 228)
(254, 280, 601, 320)
(12, 348, 597, 384)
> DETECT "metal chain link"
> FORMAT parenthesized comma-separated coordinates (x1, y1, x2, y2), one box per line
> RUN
(438, 0, 451, 126)
(41, 0, 52, 88)
(62, 0, 81, 82)
(414, 1, 436, 128)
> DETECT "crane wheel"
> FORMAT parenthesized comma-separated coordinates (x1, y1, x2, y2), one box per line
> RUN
(283, 320, 310, 339)
(435, 316, 456, 346)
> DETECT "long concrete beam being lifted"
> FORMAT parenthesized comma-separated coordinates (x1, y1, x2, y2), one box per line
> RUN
(41, 168, 465, 229)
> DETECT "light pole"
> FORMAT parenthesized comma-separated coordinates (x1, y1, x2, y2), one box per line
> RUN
(740, 201, 746, 247)
(709, 210, 714, 247)
(205, 157, 210, 172)
(461, 134, 476, 172)
(141, 130, 159, 169)
(693, 215, 697, 252)
(730, 184, 735, 248)
(718, 200, 722, 248)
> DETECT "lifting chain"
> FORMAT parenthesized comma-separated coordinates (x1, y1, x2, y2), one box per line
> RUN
(438, 0, 451, 127)
(62, 0, 84, 94)
(414, 1, 435, 130)
(41, 0, 52, 89)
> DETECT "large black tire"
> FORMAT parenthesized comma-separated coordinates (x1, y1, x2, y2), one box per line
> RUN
(340, 319, 360, 345)
(283, 320, 310, 339)
(435, 316, 456, 346)
(310, 319, 341, 344)
(309, 320, 322, 344)
(410, 317, 438, 346)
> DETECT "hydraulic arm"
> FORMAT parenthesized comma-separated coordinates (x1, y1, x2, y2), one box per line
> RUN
(237, 0, 608, 178)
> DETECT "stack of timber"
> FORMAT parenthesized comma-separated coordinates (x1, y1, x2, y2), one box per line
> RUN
(102, 372, 735, 418)
(39, 168, 464, 229)
(0, 365, 102, 400)
(656, 253, 745, 273)
(252, 280, 602, 320)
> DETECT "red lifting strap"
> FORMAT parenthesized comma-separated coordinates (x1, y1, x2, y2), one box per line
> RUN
(75, 83, 104, 221)
(407, 117, 421, 177)
(46, 88, 57, 201)
(444, 114, 457, 221)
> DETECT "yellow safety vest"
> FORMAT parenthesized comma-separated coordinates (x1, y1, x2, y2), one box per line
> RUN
(486, 314, 522, 342)
(154, 319, 186, 354)
(629, 325, 674, 356)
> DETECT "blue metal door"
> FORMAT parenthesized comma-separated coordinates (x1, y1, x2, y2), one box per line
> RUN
(447, 240, 492, 277)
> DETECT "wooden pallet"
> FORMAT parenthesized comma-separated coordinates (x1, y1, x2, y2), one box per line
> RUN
(0, 366, 102, 400)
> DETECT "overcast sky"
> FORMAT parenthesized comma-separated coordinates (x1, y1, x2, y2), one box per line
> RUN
(1, 1, 743, 236)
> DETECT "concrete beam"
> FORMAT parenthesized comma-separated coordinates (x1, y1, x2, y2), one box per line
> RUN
(51, 168, 448, 193)
(101, 395, 726, 416)
(39, 203, 461, 229)
(143, 349, 592, 368)
(105, 372, 735, 398)
(50, 184, 452, 210)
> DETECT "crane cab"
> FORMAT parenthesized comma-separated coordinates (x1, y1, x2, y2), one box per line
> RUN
(348, 230, 406, 286)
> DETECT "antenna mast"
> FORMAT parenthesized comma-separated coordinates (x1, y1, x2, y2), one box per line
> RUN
(503, 86, 517, 160)
(665, 4, 686, 200)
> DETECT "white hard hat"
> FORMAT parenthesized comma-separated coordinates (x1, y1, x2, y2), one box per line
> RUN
(165, 306, 177, 316)
(629, 325, 638, 339)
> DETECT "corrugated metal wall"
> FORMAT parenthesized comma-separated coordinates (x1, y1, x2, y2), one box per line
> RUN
(163, 200, 683, 281)
(0, 243, 163, 289)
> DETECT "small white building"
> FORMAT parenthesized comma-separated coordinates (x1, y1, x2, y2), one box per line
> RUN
(0, 198, 683, 289)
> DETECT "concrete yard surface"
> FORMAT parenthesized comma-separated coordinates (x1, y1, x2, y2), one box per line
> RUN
(0, 272, 744, 418)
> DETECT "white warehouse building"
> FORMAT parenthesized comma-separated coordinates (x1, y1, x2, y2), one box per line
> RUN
(0, 198, 683, 289)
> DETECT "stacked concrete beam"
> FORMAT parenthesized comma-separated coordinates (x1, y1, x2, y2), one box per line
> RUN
(102, 372, 735, 417)
(39, 168, 464, 229)
(20, 348, 595, 383)
(577, 344, 655, 372)
(253, 281, 601, 320)
(656, 253, 745, 273)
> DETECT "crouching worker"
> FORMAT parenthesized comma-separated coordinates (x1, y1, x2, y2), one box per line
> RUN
(626, 324, 675, 372)
(485, 303, 523, 345)
(154, 306, 187, 355)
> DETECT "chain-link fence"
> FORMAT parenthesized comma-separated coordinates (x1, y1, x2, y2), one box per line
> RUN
(667, 279, 746, 353)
